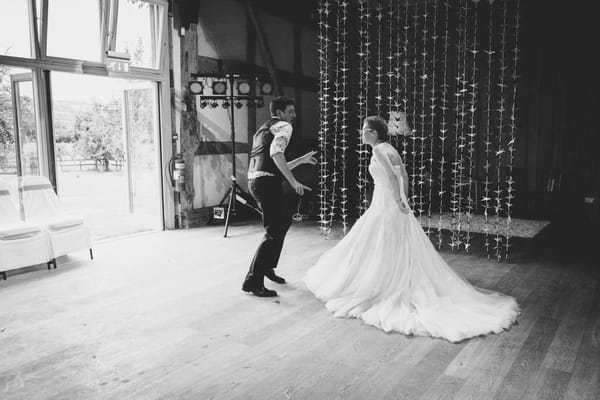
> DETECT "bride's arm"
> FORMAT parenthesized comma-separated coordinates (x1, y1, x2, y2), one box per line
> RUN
(372, 146, 409, 210)
(397, 159, 409, 198)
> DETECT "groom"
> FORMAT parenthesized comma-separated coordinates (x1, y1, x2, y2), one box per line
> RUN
(242, 96, 316, 297)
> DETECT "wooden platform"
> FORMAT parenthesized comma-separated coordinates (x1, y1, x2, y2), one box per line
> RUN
(0, 221, 598, 399)
(417, 212, 551, 238)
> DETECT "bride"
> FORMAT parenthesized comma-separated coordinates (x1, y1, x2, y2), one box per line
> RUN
(304, 116, 520, 342)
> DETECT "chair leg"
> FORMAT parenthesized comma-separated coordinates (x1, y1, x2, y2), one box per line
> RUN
(47, 261, 52, 270)
(1, 271, 6, 280)
(89, 248, 94, 260)
(52, 258, 57, 269)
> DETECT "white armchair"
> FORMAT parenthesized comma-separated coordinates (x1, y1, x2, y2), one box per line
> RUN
(20, 175, 92, 267)
(0, 180, 51, 280)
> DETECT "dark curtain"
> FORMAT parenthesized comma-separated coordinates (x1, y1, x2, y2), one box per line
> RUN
(519, 0, 600, 220)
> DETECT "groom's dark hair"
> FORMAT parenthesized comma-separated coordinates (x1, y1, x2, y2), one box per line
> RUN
(365, 116, 389, 142)
(270, 96, 295, 115)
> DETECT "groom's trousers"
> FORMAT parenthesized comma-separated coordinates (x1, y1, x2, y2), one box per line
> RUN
(245, 176, 296, 286)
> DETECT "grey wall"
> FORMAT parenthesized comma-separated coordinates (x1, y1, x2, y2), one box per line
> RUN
(188, 0, 319, 208)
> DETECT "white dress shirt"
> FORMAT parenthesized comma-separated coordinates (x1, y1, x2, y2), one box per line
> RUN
(247, 120, 293, 179)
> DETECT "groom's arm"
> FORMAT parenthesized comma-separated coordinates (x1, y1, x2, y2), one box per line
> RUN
(287, 151, 318, 170)
(272, 153, 299, 187)
(287, 156, 305, 170)
(270, 122, 310, 195)
(269, 121, 296, 184)
(272, 153, 310, 195)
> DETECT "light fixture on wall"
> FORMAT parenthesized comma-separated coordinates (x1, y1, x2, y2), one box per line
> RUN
(260, 81, 273, 95)
(212, 80, 227, 95)
(190, 73, 267, 110)
(189, 80, 204, 95)
(237, 80, 252, 95)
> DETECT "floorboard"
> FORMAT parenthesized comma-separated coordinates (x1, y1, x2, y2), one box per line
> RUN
(1, 220, 598, 399)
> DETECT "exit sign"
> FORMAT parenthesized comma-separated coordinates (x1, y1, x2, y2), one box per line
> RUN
(105, 51, 131, 73)
(107, 59, 130, 73)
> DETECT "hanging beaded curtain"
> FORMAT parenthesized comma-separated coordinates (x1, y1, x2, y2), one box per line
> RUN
(356, 0, 370, 217)
(317, 0, 521, 260)
(505, 0, 520, 259)
(339, 0, 349, 234)
(317, 1, 331, 235)
(438, 0, 451, 250)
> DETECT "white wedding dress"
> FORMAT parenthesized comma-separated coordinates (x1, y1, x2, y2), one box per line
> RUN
(304, 142, 520, 342)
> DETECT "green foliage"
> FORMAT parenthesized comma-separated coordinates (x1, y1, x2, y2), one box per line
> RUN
(0, 64, 15, 148)
(73, 99, 124, 170)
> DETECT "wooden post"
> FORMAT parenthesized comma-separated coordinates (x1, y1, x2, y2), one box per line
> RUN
(293, 22, 303, 154)
(246, 9, 257, 144)
(246, 1, 282, 96)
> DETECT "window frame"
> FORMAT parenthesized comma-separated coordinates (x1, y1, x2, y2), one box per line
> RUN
(0, 0, 174, 229)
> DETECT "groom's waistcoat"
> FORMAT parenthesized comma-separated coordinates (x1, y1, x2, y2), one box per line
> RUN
(248, 117, 283, 180)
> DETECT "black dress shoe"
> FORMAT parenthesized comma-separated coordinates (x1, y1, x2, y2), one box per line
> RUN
(242, 282, 278, 297)
(265, 270, 286, 284)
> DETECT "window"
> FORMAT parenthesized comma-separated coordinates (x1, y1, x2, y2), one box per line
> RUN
(113, 0, 164, 69)
(46, 0, 102, 61)
(0, 0, 33, 58)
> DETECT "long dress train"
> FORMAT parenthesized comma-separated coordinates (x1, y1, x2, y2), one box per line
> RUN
(304, 142, 520, 342)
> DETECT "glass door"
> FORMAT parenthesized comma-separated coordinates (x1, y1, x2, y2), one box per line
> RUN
(0, 66, 41, 208)
(50, 72, 161, 239)
(10, 73, 41, 178)
(122, 84, 162, 228)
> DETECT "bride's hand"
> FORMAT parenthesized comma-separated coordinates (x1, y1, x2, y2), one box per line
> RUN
(396, 199, 410, 214)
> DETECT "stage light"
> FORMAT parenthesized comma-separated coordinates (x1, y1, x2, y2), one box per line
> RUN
(260, 81, 273, 95)
(199, 100, 208, 109)
(212, 80, 227, 95)
(235, 101, 244, 109)
(222, 101, 230, 109)
(237, 81, 251, 95)
(189, 81, 204, 95)
(209, 100, 219, 108)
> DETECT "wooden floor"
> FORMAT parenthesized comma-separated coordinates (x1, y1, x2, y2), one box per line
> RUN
(0, 220, 598, 400)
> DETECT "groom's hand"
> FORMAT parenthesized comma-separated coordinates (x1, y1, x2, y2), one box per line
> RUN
(301, 150, 318, 165)
(292, 180, 312, 196)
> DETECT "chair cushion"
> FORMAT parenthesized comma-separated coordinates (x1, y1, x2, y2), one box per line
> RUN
(46, 216, 85, 230)
(0, 223, 42, 239)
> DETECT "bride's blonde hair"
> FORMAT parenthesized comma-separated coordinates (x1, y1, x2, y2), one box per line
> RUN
(364, 116, 389, 142)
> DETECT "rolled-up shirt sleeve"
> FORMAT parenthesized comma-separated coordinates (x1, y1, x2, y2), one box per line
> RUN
(269, 121, 293, 157)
